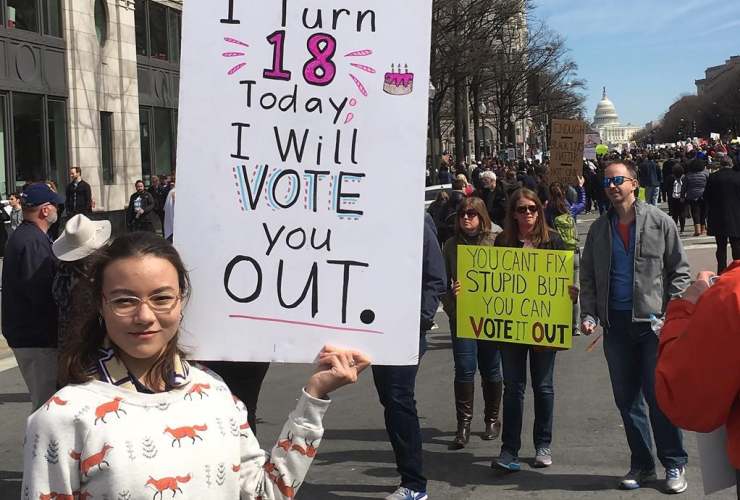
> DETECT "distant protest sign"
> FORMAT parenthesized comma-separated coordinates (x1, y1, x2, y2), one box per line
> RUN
(584, 132, 600, 160)
(174, 0, 433, 364)
(549, 119, 587, 185)
(457, 246, 574, 349)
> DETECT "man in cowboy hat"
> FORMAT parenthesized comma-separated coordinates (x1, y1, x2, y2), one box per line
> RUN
(2, 183, 65, 411)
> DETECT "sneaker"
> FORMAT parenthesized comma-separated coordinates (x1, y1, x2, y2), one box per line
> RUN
(491, 450, 520, 471)
(619, 468, 657, 490)
(385, 487, 428, 500)
(430, 322, 439, 330)
(572, 327, 581, 337)
(665, 467, 688, 494)
(534, 448, 552, 468)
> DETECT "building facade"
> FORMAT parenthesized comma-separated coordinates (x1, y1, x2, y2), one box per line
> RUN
(592, 88, 640, 144)
(0, 0, 181, 228)
(695, 56, 740, 95)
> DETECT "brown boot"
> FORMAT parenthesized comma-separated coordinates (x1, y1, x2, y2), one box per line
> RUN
(451, 381, 474, 449)
(482, 380, 502, 440)
(693, 224, 701, 237)
(701, 224, 707, 234)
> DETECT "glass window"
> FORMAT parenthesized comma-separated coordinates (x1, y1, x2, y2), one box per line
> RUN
(13, 93, 44, 187)
(135, 0, 147, 56)
(153, 108, 172, 176)
(43, 0, 61, 37)
(47, 100, 67, 187)
(149, 2, 168, 61)
(168, 9, 181, 64)
(100, 112, 114, 184)
(0, 96, 8, 199)
(8, 0, 38, 32)
(139, 108, 151, 184)
(94, 0, 108, 46)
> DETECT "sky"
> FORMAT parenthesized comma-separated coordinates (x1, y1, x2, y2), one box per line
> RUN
(534, 0, 740, 127)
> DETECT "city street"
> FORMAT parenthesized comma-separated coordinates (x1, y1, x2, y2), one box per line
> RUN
(0, 208, 735, 500)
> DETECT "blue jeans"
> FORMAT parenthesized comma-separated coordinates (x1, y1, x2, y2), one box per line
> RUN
(450, 318, 502, 383)
(372, 334, 427, 492)
(598, 200, 611, 215)
(645, 186, 660, 206)
(500, 344, 556, 456)
(604, 310, 688, 470)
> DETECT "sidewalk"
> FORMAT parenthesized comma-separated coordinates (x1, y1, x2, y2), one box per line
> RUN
(0, 334, 10, 360)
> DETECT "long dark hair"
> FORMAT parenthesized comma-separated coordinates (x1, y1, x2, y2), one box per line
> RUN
(498, 188, 551, 248)
(548, 182, 569, 217)
(59, 232, 191, 390)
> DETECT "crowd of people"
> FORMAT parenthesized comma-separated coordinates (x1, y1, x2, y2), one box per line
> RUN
(2, 140, 740, 500)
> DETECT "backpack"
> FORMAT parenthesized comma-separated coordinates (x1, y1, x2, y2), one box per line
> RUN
(553, 212, 578, 252)
(672, 176, 683, 199)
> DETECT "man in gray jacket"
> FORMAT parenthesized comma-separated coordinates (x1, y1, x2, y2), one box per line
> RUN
(580, 160, 690, 494)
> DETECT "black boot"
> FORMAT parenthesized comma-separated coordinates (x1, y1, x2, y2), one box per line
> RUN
(450, 381, 474, 449)
(482, 380, 502, 440)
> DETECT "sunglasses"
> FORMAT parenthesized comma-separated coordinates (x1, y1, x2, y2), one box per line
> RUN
(458, 209, 478, 219)
(603, 176, 635, 187)
(515, 205, 538, 214)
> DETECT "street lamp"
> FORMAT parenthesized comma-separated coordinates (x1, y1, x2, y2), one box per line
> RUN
(478, 103, 488, 157)
(428, 82, 439, 184)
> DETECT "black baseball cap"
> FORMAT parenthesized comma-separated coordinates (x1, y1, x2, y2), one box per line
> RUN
(21, 183, 66, 207)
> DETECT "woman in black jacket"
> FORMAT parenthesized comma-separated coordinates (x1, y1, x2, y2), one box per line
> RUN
(682, 159, 709, 236)
(491, 188, 578, 472)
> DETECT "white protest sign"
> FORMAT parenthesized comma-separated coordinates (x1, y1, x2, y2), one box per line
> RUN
(697, 427, 737, 495)
(711, 132, 721, 141)
(506, 148, 516, 160)
(175, 0, 433, 365)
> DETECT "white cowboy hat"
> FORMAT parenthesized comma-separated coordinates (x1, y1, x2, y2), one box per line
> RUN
(53, 214, 111, 262)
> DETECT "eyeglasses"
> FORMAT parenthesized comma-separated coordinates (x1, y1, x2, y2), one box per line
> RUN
(458, 209, 479, 219)
(103, 293, 182, 317)
(515, 205, 538, 214)
(603, 176, 635, 187)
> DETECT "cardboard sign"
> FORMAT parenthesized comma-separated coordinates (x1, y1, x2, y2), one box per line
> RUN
(174, 0, 433, 364)
(456, 246, 574, 349)
(549, 119, 586, 185)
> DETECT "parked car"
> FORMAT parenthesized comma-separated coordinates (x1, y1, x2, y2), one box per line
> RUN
(424, 184, 452, 211)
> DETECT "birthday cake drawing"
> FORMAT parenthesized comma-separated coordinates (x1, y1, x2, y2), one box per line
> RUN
(383, 64, 414, 96)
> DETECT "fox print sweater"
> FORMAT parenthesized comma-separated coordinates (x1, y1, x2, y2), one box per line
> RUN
(21, 363, 329, 500)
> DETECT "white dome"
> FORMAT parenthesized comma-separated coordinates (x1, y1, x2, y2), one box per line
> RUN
(593, 87, 619, 127)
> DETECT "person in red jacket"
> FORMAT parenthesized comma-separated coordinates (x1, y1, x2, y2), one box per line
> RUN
(656, 262, 740, 498)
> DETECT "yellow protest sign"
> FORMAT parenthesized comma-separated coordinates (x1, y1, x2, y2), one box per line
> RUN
(456, 245, 574, 349)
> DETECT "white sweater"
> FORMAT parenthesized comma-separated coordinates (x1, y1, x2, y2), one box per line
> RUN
(21, 364, 329, 500)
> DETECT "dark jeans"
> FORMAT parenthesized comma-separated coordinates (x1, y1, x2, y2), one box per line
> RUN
(689, 198, 707, 227)
(450, 318, 502, 383)
(500, 344, 556, 456)
(598, 200, 611, 215)
(372, 334, 427, 493)
(203, 361, 270, 434)
(668, 198, 685, 231)
(715, 235, 740, 274)
(604, 310, 687, 470)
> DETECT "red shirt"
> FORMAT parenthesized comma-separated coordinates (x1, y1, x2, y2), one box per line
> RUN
(616, 219, 634, 252)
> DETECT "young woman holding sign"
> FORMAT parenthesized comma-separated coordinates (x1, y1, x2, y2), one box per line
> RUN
(442, 197, 503, 449)
(21, 232, 370, 500)
(491, 188, 578, 471)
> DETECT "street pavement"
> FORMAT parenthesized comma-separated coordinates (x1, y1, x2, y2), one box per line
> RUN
(0, 205, 736, 500)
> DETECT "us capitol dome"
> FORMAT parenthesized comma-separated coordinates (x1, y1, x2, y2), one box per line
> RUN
(592, 87, 641, 144)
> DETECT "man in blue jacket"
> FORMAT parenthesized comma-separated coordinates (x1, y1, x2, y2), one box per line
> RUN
(373, 213, 446, 500)
(3, 183, 65, 412)
(639, 154, 662, 206)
